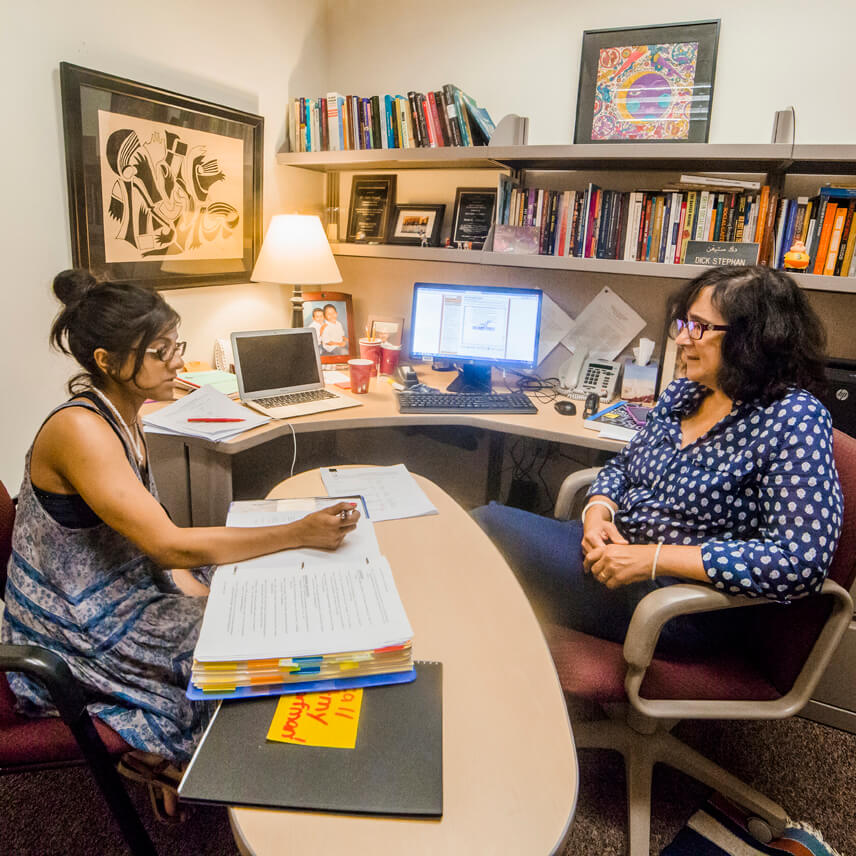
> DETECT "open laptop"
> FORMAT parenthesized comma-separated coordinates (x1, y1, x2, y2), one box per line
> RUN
(231, 328, 361, 419)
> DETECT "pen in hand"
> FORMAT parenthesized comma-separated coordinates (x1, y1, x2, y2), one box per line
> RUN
(187, 418, 246, 422)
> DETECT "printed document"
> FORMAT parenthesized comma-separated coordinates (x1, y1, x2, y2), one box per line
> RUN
(560, 286, 645, 361)
(320, 464, 438, 522)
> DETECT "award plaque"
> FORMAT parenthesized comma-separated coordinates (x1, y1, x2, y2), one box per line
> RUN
(451, 188, 497, 249)
(346, 175, 397, 243)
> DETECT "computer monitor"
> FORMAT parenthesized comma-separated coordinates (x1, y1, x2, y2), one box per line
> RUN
(409, 282, 542, 392)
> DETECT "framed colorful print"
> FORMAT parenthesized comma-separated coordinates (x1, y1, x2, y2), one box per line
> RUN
(367, 315, 405, 348)
(573, 20, 720, 144)
(59, 63, 263, 290)
(302, 291, 357, 364)
(451, 188, 497, 249)
(386, 204, 445, 246)
(346, 174, 397, 243)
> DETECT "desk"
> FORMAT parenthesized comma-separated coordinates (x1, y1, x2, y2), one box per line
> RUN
(143, 368, 625, 526)
(227, 468, 577, 856)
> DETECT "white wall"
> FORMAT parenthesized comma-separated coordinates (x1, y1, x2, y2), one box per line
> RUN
(0, 0, 327, 488)
(325, 0, 856, 145)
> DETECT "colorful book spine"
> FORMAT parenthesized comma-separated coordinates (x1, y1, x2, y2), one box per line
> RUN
(822, 205, 848, 275)
(812, 200, 838, 274)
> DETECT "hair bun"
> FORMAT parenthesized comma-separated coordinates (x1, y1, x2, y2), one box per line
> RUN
(53, 269, 97, 307)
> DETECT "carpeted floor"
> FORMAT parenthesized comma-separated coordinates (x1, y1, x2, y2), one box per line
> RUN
(2, 705, 854, 855)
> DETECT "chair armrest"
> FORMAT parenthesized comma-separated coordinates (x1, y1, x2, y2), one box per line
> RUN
(622, 580, 854, 720)
(0, 643, 87, 724)
(554, 467, 602, 520)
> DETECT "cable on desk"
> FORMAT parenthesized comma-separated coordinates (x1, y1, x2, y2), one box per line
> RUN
(506, 370, 564, 404)
(288, 421, 297, 478)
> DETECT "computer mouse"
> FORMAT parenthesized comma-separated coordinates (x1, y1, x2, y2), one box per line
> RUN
(554, 400, 577, 416)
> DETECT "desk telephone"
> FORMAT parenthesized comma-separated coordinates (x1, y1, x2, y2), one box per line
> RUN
(559, 351, 620, 400)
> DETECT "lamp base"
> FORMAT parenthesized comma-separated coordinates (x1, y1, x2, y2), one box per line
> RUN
(291, 285, 304, 328)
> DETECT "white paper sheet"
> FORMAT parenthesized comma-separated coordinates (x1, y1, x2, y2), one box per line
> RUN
(537, 293, 575, 366)
(194, 557, 412, 661)
(560, 287, 646, 361)
(320, 464, 438, 522)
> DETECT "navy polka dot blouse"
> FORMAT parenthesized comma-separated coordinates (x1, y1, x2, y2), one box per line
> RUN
(588, 378, 843, 601)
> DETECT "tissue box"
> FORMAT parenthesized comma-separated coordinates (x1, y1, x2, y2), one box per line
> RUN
(621, 359, 658, 404)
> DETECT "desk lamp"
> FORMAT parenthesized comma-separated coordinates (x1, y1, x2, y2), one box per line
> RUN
(250, 214, 342, 328)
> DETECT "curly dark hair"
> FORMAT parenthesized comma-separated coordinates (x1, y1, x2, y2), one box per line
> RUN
(51, 269, 180, 394)
(667, 266, 827, 405)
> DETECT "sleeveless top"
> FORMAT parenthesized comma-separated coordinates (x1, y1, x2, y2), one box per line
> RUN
(1, 395, 213, 762)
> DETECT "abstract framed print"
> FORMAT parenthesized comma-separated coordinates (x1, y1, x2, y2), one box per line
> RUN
(60, 62, 263, 289)
(574, 20, 720, 144)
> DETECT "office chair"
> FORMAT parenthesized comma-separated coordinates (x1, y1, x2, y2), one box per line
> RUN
(0, 479, 157, 856)
(547, 429, 856, 856)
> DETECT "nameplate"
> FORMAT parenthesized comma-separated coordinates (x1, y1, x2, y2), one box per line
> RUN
(686, 241, 760, 267)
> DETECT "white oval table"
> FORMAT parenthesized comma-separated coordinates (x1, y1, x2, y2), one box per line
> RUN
(228, 469, 578, 855)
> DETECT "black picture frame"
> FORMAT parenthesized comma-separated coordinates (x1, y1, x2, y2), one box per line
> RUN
(573, 20, 720, 144)
(451, 188, 497, 249)
(59, 62, 263, 290)
(346, 175, 397, 243)
(386, 204, 445, 246)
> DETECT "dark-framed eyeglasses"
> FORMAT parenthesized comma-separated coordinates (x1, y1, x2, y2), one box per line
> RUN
(145, 340, 187, 362)
(669, 319, 729, 341)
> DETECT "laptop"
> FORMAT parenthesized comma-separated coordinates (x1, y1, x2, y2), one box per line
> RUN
(231, 328, 361, 419)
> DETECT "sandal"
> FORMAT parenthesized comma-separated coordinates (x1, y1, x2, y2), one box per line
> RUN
(117, 752, 189, 824)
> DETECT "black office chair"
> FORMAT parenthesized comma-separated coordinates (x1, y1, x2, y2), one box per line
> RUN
(0, 479, 157, 856)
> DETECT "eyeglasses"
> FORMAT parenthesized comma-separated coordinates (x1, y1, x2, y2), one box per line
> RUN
(669, 319, 729, 341)
(145, 340, 187, 362)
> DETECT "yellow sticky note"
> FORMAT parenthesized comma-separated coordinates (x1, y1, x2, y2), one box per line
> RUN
(267, 689, 363, 748)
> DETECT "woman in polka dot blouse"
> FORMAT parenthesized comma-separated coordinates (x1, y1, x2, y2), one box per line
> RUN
(473, 266, 843, 653)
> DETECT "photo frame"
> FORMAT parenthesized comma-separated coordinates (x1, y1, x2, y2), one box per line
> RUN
(302, 292, 357, 364)
(59, 62, 263, 290)
(367, 315, 405, 348)
(346, 174, 397, 243)
(386, 204, 445, 246)
(573, 20, 720, 144)
(451, 188, 497, 249)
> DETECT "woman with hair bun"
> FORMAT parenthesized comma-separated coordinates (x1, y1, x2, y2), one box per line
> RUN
(2, 270, 360, 820)
(474, 266, 843, 653)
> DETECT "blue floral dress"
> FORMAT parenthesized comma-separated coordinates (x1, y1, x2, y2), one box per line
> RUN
(2, 396, 212, 762)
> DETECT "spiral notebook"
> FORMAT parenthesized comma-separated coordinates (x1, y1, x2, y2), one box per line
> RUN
(178, 661, 443, 817)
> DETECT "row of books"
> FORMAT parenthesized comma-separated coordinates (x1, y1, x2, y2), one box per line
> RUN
(494, 176, 856, 275)
(290, 85, 495, 153)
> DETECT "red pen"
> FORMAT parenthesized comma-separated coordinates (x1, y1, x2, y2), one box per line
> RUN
(187, 418, 246, 423)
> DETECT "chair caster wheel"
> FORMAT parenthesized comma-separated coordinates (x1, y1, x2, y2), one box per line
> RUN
(747, 817, 774, 844)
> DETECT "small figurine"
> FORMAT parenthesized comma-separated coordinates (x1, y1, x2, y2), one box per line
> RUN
(783, 239, 811, 271)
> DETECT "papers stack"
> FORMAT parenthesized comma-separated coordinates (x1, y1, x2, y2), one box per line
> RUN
(142, 385, 268, 441)
(188, 498, 415, 700)
(175, 369, 239, 397)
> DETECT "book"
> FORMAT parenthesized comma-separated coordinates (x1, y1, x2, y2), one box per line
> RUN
(822, 205, 848, 275)
(178, 660, 443, 817)
(812, 200, 838, 274)
(460, 90, 496, 143)
(188, 497, 415, 700)
(582, 400, 646, 442)
(679, 174, 761, 191)
(833, 200, 856, 275)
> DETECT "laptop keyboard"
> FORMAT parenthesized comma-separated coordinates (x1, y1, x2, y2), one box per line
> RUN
(256, 389, 337, 407)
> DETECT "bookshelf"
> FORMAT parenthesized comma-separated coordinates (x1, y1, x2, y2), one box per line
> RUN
(277, 142, 856, 294)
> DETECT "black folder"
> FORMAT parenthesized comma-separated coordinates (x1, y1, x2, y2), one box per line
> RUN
(178, 661, 443, 817)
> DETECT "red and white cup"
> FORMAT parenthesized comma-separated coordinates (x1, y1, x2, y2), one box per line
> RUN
(347, 358, 373, 394)
(358, 338, 383, 376)
(380, 342, 402, 375)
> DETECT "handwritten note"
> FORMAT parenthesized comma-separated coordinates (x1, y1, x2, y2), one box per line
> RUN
(267, 689, 363, 748)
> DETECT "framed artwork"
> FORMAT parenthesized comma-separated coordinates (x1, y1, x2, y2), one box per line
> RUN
(346, 175, 397, 243)
(367, 315, 405, 348)
(386, 204, 445, 246)
(59, 62, 263, 290)
(573, 20, 720, 144)
(302, 291, 357, 364)
(451, 188, 497, 249)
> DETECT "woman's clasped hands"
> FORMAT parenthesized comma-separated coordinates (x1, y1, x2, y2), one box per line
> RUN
(581, 506, 657, 588)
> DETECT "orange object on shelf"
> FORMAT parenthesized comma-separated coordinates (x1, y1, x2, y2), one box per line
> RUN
(783, 239, 811, 271)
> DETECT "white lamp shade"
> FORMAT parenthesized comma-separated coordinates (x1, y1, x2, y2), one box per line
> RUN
(250, 214, 342, 285)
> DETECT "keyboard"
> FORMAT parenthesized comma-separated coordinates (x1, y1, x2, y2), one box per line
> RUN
(397, 391, 537, 414)
(255, 389, 337, 407)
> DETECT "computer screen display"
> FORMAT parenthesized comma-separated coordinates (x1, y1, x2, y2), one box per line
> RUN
(409, 283, 542, 369)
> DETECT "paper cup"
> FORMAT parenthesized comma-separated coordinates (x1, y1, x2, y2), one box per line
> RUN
(380, 342, 402, 375)
(348, 358, 373, 394)
(359, 338, 383, 376)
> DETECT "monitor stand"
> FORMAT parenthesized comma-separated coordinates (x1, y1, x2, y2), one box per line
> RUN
(446, 363, 492, 394)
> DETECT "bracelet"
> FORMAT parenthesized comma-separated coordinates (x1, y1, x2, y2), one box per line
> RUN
(581, 500, 615, 524)
(651, 541, 664, 580)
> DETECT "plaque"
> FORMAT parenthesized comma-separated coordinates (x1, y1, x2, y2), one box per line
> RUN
(451, 188, 497, 249)
(346, 175, 397, 243)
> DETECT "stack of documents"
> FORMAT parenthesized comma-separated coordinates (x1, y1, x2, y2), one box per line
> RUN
(142, 385, 268, 441)
(188, 498, 415, 700)
(320, 464, 438, 522)
(175, 369, 239, 397)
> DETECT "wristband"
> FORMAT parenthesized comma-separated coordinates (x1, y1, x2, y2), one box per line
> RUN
(581, 500, 615, 524)
(651, 541, 664, 580)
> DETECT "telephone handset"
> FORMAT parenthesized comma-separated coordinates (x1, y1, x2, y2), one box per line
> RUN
(559, 351, 620, 401)
(214, 337, 235, 373)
